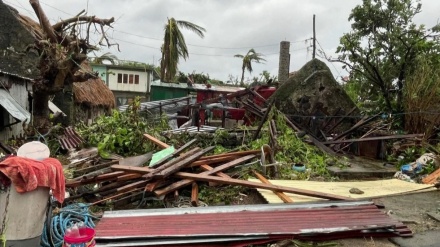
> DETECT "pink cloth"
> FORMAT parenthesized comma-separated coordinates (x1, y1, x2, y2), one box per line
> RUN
(0, 156, 65, 203)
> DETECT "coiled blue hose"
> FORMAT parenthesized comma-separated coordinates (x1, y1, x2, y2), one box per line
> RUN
(40, 203, 98, 247)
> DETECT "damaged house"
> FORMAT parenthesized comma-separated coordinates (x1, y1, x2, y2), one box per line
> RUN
(0, 2, 40, 141)
(0, 2, 116, 142)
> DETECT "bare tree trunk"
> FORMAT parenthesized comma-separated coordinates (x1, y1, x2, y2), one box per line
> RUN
(32, 88, 50, 134)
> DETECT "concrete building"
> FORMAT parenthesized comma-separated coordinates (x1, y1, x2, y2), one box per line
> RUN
(91, 62, 158, 106)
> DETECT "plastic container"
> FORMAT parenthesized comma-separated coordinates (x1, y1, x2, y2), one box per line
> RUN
(63, 227, 96, 247)
(292, 163, 306, 172)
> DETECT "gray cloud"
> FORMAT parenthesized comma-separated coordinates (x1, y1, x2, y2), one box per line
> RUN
(10, 0, 440, 82)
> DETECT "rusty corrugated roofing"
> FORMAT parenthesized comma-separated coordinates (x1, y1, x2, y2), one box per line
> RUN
(94, 201, 411, 246)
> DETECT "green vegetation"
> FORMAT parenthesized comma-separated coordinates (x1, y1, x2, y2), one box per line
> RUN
(336, 0, 440, 123)
(77, 98, 169, 157)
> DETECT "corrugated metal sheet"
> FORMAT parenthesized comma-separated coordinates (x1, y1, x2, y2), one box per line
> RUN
(0, 88, 30, 123)
(162, 125, 223, 135)
(95, 201, 411, 246)
(48, 100, 66, 116)
(58, 126, 84, 150)
(119, 96, 194, 116)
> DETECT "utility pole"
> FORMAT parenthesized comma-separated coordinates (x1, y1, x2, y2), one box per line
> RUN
(313, 14, 316, 59)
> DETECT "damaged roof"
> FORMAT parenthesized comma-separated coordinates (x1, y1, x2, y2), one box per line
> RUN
(0, 88, 30, 123)
(0, 2, 40, 80)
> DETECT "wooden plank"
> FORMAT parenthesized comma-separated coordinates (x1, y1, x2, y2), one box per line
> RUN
(422, 167, 440, 184)
(333, 114, 380, 141)
(144, 180, 171, 192)
(200, 164, 231, 187)
(326, 106, 357, 134)
(322, 134, 425, 145)
(143, 133, 169, 149)
(142, 147, 202, 181)
(200, 164, 230, 179)
(197, 150, 260, 160)
(252, 171, 293, 203)
(253, 100, 274, 140)
(154, 155, 256, 196)
(191, 182, 199, 207)
(175, 172, 352, 201)
(65, 171, 125, 187)
(189, 156, 238, 167)
(111, 165, 154, 174)
(151, 139, 198, 168)
(153, 147, 201, 174)
(155, 146, 215, 179)
(73, 160, 119, 177)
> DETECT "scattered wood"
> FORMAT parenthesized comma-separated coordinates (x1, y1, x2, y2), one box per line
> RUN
(422, 168, 440, 184)
(174, 172, 351, 201)
(150, 139, 197, 168)
(322, 134, 424, 145)
(143, 133, 169, 149)
(252, 170, 293, 203)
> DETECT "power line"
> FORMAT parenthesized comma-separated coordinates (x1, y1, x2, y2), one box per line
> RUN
(316, 39, 342, 79)
(33, 0, 313, 51)
(4, 0, 36, 18)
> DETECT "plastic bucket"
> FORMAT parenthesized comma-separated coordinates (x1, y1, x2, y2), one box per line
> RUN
(63, 227, 96, 247)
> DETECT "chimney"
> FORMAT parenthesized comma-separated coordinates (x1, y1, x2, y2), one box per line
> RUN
(278, 41, 290, 84)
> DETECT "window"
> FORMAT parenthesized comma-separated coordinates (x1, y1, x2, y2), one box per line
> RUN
(117, 73, 122, 83)
(129, 74, 134, 84)
(123, 74, 128, 84)
(0, 106, 8, 129)
(134, 75, 139, 84)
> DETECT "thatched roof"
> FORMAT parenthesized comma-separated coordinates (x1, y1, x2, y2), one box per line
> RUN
(73, 78, 116, 108)
(0, 3, 40, 79)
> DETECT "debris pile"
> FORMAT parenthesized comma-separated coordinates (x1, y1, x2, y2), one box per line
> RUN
(64, 133, 351, 208)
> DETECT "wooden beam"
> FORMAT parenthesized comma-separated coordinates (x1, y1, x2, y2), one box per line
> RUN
(155, 146, 215, 179)
(189, 156, 238, 167)
(422, 167, 440, 184)
(151, 139, 198, 168)
(143, 133, 169, 149)
(65, 171, 125, 187)
(252, 171, 293, 203)
(322, 134, 424, 144)
(174, 172, 352, 201)
(191, 182, 199, 207)
(197, 150, 261, 160)
(152, 147, 201, 175)
(111, 165, 154, 174)
(154, 155, 256, 196)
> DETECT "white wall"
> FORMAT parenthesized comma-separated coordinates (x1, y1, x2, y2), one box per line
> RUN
(107, 68, 150, 93)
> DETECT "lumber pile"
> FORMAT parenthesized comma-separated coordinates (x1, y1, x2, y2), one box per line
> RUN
(64, 135, 350, 208)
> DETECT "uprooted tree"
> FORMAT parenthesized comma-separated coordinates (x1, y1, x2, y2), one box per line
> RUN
(28, 0, 116, 132)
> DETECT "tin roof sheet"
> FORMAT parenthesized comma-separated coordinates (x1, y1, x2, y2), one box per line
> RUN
(95, 201, 410, 242)
(0, 89, 30, 123)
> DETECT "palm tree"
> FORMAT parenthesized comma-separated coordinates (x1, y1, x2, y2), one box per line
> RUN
(234, 49, 266, 84)
(160, 18, 206, 82)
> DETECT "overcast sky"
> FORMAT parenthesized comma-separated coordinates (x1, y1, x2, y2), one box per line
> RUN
(7, 0, 440, 83)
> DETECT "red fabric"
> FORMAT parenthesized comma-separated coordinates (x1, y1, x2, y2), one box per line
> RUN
(0, 156, 65, 203)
